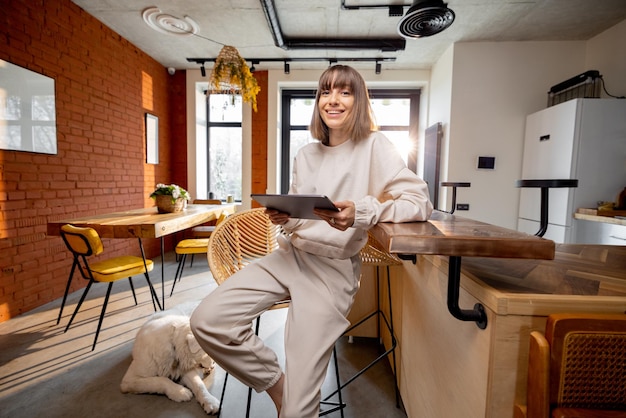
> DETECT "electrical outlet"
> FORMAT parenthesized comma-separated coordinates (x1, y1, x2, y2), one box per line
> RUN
(456, 203, 469, 211)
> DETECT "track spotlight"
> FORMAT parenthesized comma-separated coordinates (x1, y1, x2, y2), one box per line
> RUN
(200, 64, 206, 77)
(375, 61, 382, 74)
(284, 61, 290, 74)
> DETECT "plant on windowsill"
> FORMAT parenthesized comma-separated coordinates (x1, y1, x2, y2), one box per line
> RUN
(150, 183, 190, 213)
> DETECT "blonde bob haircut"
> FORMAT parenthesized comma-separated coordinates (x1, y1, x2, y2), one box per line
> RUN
(310, 65, 377, 145)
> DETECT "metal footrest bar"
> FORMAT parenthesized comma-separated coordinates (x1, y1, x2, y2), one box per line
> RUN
(319, 346, 345, 417)
(323, 265, 400, 408)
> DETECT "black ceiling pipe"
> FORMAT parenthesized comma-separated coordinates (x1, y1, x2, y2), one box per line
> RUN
(284, 38, 405, 52)
(259, 0, 406, 52)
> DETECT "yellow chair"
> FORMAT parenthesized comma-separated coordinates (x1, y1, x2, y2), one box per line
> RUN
(184, 201, 227, 268)
(59, 224, 161, 350)
(169, 211, 230, 297)
(514, 312, 626, 418)
(191, 199, 224, 239)
(168, 238, 209, 296)
(207, 208, 344, 418)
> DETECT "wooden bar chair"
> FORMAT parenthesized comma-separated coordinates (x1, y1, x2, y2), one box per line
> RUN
(207, 208, 345, 418)
(514, 312, 626, 418)
(59, 224, 161, 350)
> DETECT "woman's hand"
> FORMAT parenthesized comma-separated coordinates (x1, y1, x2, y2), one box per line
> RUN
(314, 200, 355, 231)
(265, 209, 290, 225)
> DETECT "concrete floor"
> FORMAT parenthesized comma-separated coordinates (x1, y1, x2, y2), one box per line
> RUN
(0, 251, 407, 418)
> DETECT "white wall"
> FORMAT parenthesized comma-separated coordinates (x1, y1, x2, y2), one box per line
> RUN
(586, 19, 626, 98)
(427, 44, 454, 209)
(429, 19, 626, 229)
(447, 41, 586, 228)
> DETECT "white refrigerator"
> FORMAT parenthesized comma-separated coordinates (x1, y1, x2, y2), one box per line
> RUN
(517, 98, 626, 243)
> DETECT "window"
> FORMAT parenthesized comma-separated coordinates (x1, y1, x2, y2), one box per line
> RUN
(206, 93, 242, 201)
(280, 89, 420, 193)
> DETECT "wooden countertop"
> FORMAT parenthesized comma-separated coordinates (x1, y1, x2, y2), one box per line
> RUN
(47, 204, 235, 239)
(574, 208, 626, 226)
(370, 210, 555, 260)
(461, 244, 626, 297)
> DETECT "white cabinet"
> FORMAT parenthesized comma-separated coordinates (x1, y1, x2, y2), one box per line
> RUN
(576, 220, 626, 245)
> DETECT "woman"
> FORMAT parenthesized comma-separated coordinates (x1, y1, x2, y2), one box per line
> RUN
(191, 65, 432, 417)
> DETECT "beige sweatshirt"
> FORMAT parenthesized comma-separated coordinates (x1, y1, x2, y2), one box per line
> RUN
(283, 131, 433, 259)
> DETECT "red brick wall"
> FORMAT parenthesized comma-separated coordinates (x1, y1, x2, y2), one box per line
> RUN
(251, 71, 269, 206)
(0, 0, 187, 321)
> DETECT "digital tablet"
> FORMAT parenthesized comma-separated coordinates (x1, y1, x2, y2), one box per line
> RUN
(251, 194, 339, 219)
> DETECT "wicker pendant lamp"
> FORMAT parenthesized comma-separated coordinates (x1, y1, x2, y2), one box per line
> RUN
(209, 45, 261, 111)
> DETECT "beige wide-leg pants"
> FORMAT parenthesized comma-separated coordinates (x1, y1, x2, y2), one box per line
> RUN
(190, 237, 361, 418)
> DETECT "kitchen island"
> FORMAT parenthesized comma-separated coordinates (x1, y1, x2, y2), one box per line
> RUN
(368, 211, 626, 418)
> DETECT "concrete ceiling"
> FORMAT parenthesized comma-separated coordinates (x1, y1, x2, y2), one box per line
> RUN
(71, 0, 626, 72)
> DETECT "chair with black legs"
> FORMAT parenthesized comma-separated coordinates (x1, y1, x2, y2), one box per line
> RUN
(207, 208, 345, 418)
(59, 224, 161, 350)
(322, 230, 403, 408)
(169, 211, 230, 297)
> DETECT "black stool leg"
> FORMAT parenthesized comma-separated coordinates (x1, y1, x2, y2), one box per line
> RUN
(91, 282, 113, 351)
(216, 371, 229, 418)
(170, 254, 187, 297)
(320, 346, 345, 416)
(128, 277, 137, 305)
(57, 260, 78, 324)
(65, 279, 94, 332)
(385, 266, 400, 407)
(143, 272, 162, 311)
(323, 265, 398, 405)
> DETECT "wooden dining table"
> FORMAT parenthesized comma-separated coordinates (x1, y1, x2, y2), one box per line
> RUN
(47, 203, 236, 309)
(369, 210, 555, 328)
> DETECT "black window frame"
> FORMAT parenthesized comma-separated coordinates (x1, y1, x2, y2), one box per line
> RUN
(280, 88, 421, 193)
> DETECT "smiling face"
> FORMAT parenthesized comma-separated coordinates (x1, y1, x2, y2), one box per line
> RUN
(310, 65, 375, 146)
(318, 85, 354, 144)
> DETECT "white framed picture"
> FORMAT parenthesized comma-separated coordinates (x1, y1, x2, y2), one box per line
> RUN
(145, 113, 158, 164)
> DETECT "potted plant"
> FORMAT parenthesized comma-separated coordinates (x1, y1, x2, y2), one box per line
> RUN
(150, 183, 190, 213)
(209, 45, 261, 111)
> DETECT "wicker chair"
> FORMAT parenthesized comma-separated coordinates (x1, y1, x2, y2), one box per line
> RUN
(514, 313, 626, 418)
(207, 208, 344, 417)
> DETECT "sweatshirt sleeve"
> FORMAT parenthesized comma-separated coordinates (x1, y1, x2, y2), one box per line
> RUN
(352, 135, 433, 229)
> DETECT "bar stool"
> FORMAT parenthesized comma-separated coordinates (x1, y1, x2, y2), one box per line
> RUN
(323, 231, 403, 408)
(516, 179, 578, 237)
(440, 181, 471, 214)
(207, 209, 345, 417)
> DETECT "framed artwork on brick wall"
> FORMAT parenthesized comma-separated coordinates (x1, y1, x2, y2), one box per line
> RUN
(0, 59, 57, 155)
(145, 113, 158, 164)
